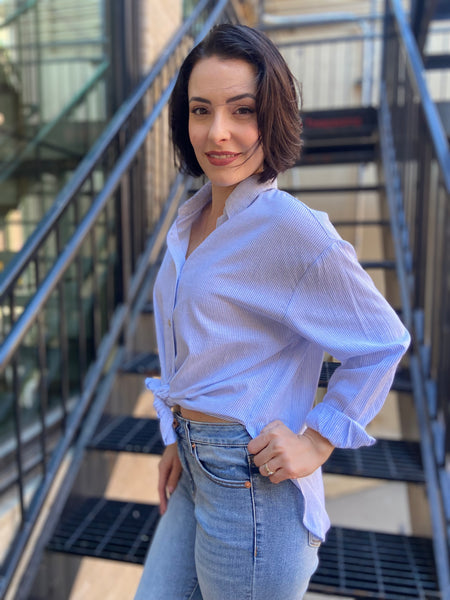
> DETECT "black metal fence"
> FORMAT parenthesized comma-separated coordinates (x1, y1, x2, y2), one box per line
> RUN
(0, 1, 237, 595)
(379, 0, 450, 594)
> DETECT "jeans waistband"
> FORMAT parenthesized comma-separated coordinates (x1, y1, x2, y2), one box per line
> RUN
(173, 413, 251, 446)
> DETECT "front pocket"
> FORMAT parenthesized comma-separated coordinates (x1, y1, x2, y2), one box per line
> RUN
(192, 442, 252, 488)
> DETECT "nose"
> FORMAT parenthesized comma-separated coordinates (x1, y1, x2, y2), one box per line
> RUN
(208, 111, 231, 143)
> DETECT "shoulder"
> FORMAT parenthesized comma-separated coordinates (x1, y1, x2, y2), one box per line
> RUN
(253, 187, 341, 248)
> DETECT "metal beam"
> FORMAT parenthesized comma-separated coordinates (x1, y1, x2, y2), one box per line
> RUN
(410, 0, 440, 55)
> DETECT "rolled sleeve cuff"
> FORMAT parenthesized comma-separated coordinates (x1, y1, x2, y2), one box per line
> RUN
(305, 403, 376, 449)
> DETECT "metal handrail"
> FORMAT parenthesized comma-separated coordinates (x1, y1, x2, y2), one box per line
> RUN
(0, 0, 209, 299)
(0, 59, 110, 183)
(0, 173, 192, 599)
(0, 2, 236, 596)
(388, 0, 450, 191)
(0, 78, 176, 369)
(380, 0, 450, 595)
(0, 0, 38, 29)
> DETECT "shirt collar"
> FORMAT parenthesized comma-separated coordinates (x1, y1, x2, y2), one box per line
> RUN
(222, 175, 278, 221)
(177, 174, 278, 228)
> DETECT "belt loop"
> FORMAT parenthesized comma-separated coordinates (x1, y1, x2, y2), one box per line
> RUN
(183, 418, 193, 453)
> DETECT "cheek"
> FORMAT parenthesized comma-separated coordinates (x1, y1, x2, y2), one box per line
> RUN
(188, 121, 207, 143)
(242, 123, 261, 147)
(188, 124, 205, 153)
(188, 121, 195, 145)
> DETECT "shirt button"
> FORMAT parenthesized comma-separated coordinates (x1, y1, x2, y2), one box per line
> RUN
(167, 319, 172, 328)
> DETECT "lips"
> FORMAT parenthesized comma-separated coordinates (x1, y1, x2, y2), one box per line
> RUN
(205, 151, 241, 166)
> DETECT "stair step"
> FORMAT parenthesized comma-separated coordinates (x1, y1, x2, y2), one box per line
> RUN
(120, 355, 411, 393)
(88, 415, 165, 455)
(88, 416, 423, 483)
(324, 439, 424, 483)
(142, 300, 154, 313)
(283, 185, 385, 195)
(319, 362, 412, 393)
(189, 185, 385, 198)
(47, 496, 159, 565)
(360, 259, 396, 270)
(333, 219, 390, 227)
(302, 107, 378, 139)
(299, 144, 377, 166)
(120, 352, 160, 375)
(309, 526, 439, 599)
(47, 496, 439, 599)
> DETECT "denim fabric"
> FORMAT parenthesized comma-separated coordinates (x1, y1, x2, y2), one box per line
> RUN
(133, 416, 319, 600)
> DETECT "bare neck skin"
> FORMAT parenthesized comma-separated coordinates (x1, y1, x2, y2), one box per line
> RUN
(185, 187, 230, 260)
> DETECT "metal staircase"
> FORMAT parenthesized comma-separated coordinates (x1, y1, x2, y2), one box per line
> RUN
(0, 0, 109, 271)
(0, 1, 449, 598)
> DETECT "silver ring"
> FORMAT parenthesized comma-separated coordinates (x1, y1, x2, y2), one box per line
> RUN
(264, 462, 274, 476)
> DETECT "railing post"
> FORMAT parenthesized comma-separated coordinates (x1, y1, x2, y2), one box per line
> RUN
(119, 171, 132, 305)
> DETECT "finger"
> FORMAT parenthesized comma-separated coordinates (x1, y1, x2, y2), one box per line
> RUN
(158, 471, 169, 515)
(247, 428, 274, 454)
(159, 489, 168, 515)
(267, 468, 287, 484)
(167, 461, 182, 495)
(252, 446, 273, 468)
(259, 458, 279, 478)
(260, 419, 284, 434)
(158, 459, 172, 515)
(247, 420, 286, 454)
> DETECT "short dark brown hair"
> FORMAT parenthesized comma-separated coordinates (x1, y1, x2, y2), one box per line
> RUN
(169, 24, 302, 183)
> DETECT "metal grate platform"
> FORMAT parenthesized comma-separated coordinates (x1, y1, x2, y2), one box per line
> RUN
(120, 352, 160, 375)
(310, 527, 439, 599)
(47, 497, 160, 564)
(47, 497, 439, 599)
(88, 415, 165, 455)
(324, 438, 424, 483)
(359, 259, 396, 270)
(319, 361, 412, 393)
(88, 416, 424, 484)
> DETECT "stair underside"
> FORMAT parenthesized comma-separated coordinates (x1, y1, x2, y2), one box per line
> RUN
(47, 496, 439, 600)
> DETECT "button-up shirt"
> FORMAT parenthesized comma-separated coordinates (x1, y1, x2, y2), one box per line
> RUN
(146, 174, 410, 540)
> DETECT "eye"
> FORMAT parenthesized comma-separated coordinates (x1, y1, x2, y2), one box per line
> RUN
(191, 106, 209, 116)
(235, 106, 255, 115)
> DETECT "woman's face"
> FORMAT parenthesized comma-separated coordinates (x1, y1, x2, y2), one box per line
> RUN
(188, 56, 264, 196)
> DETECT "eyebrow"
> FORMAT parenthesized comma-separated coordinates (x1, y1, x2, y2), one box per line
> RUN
(188, 93, 256, 104)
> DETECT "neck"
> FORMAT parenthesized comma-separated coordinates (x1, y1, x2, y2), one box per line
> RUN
(210, 182, 238, 216)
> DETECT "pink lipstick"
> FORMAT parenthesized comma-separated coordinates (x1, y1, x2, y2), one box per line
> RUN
(205, 151, 241, 166)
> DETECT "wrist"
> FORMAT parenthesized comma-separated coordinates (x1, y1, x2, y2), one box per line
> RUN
(300, 428, 334, 460)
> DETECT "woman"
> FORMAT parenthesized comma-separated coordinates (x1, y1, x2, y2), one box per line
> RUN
(134, 24, 410, 600)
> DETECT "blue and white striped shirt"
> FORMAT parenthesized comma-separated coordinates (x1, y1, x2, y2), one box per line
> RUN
(146, 174, 410, 540)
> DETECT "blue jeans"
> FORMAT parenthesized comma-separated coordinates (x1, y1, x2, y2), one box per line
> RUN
(133, 415, 319, 600)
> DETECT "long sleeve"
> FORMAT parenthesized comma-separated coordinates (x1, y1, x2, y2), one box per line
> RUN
(149, 176, 411, 540)
(283, 239, 410, 448)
